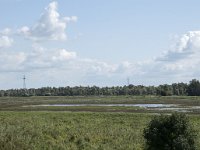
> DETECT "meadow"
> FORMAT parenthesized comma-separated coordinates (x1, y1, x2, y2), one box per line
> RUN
(0, 112, 150, 150)
(1, 96, 200, 113)
(0, 112, 200, 150)
(0, 96, 200, 149)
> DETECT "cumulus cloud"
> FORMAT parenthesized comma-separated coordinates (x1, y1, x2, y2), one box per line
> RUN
(0, 28, 13, 49)
(157, 31, 200, 62)
(19, 1, 77, 41)
(155, 31, 200, 73)
(120, 30, 200, 85)
(0, 36, 13, 49)
(0, 28, 12, 35)
(52, 49, 77, 61)
(16, 45, 78, 71)
(0, 52, 26, 72)
(2, 44, 118, 77)
(88, 61, 117, 75)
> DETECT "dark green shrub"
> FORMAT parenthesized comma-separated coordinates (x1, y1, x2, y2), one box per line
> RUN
(143, 113, 196, 150)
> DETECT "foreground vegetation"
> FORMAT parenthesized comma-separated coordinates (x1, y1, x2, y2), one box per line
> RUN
(0, 96, 200, 149)
(0, 112, 199, 150)
(0, 112, 148, 150)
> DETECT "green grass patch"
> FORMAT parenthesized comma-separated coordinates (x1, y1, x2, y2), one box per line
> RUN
(0, 112, 199, 150)
(0, 112, 150, 150)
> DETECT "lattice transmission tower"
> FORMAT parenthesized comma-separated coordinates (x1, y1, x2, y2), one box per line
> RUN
(23, 75, 26, 89)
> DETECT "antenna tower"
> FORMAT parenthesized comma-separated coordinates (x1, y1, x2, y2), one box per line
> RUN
(23, 75, 26, 89)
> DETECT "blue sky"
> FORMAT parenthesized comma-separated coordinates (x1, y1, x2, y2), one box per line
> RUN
(1, 0, 200, 89)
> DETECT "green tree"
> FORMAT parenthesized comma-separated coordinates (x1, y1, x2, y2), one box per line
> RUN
(143, 113, 196, 150)
(187, 79, 200, 96)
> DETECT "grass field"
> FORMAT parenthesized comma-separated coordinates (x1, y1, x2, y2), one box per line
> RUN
(0, 112, 199, 150)
(0, 112, 149, 150)
(1, 96, 200, 149)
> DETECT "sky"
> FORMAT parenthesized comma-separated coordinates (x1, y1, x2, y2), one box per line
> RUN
(1, 0, 200, 89)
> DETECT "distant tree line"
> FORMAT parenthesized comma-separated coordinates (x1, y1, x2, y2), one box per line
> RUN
(1, 79, 200, 97)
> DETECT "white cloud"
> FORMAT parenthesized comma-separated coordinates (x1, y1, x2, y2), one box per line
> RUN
(52, 49, 77, 61)
(89, 61, 117, 75)
(64, 16, 78, 22)
(123, 30, 200, 85)
(0, 28, 12, 35)
(19, 1, 77, 41)
(157, 31, 200, 62)
(155, 31, 200, 73)
(0, 28, 13, 49)
(0, 52, 26, 72)
(14, 46, 78, 70)
(19, 26, 30, 37)
(0, 36, 13, 49)
(2, 44, 119, 77)
(1, 28, 200, 86)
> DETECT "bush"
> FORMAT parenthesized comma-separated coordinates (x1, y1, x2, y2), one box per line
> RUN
(143, 113, 196, 150)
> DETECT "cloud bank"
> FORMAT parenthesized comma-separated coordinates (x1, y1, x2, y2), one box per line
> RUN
(2, 29, 200, 86)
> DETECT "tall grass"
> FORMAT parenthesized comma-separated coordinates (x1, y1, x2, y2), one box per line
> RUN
(0, 112, 150, 150)
(0, 112, 199, 150)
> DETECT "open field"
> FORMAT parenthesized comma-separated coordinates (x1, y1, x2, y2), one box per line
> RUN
(0, 112, 200, 150)
(1, 96, 200, 113)
(1, 96, 200, 149)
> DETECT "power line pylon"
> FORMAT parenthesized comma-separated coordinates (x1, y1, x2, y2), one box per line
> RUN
(23, 75, 26, 89)
(22, 75, 29, 96)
